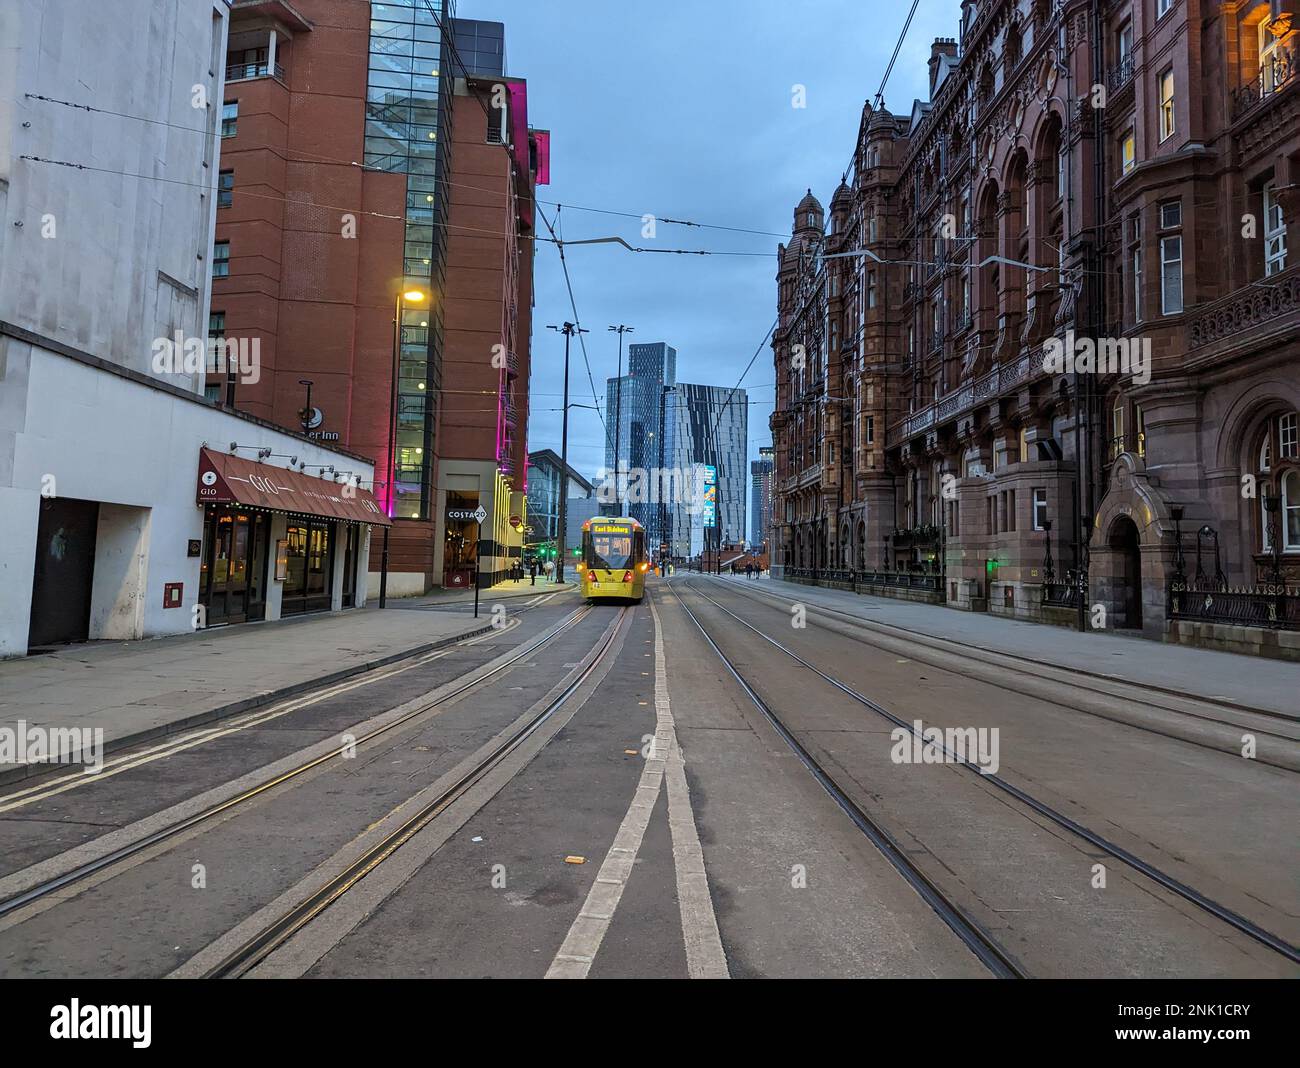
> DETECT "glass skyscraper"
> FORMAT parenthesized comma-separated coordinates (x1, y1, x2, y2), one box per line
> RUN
(604, 342, 675, 541)
(661, 383, 748, 558)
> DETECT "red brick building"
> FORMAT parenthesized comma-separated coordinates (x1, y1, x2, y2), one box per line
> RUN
(436, 71, 543, 586)
(773, 0, 1298, 656)
(209, 2, 543, 592)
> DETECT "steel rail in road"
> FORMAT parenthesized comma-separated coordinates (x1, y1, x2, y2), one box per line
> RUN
(0, 604, 596, 922)
(667, 584, 1028, 979)
(204, 604, 633, 978)
(681, 579, 1300, 968)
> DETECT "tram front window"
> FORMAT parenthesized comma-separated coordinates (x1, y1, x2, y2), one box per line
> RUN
(588, 533, 632, 570)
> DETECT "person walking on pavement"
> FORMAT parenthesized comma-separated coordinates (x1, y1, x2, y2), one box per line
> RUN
(529, 560, 537, 586)
(543, 558, 555, 583)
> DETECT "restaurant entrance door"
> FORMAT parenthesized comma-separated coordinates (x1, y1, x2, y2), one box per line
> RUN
(282, 518, 334, 616)
(200, 507, 269, 626)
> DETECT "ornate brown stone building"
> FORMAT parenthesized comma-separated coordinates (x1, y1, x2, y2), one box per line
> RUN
(772, 0, 1298, 656)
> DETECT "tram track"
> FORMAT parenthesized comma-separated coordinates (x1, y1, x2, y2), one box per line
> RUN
(0, 588, 569, 810)
(201, 604, 633, 979)
(692, 575, 1300, 761)
(673, 579, 1300, 971)
(667, 583, 1027, 978)
(0, 602, 596, 923)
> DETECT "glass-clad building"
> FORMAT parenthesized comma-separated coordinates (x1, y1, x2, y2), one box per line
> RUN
(604, 342, 676, 543)
(661, 383, 748, 559)
(364, 0, 456, 520)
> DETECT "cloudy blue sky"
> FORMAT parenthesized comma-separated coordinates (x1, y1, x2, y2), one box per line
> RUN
(466, 0, 957, 479)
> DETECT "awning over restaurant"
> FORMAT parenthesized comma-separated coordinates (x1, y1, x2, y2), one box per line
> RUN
(197, 447, 391, 526)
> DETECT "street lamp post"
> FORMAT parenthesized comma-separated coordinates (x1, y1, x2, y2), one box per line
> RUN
(547, 322, 587, 584)
(380, 287, 426, 609)
(608, 324, 634, 514)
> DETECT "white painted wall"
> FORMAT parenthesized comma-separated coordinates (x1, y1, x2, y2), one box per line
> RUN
(0, 340, 375, 656)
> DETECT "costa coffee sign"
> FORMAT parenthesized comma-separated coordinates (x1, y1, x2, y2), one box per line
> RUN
(196, 447, 391, 526)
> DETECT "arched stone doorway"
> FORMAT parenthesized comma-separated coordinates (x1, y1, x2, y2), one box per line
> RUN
(1108, 515, 1143, 629)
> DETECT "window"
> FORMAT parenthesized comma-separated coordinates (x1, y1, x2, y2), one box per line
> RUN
(1032, 488, 1048, 530)
(867, 270, 877, 308)
(1111, 398, 1125, 459)
(865, 415, 875, 445)
(1158, 68, 1175, 142)
(1120, 129, 1136, 174)
(213, 241, 230, 278)
(1117, 21, 1133, 64)
(204, 383, 221, 404)
(1018, 425, 1030, 462)
(1285, 470, 1300, 551)
(1282, 412, 1299, 459)
(869, 214, 877, 243)
(221, 101, 237, 138)
(1260, 19, 1287, 94)
(1157, 0, 1172, 17)
(1159, 234, 1183, 315)
(1057, 146, 1068, 200)
(1264, 182, 1288, 276)
(1132, 243, 1143, 324)
(218, 170, 234, 208)
(1159, 200, 1181, 229)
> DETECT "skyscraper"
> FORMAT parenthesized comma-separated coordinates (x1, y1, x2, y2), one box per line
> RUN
(751, 446, 774, 548)
(604, 341, 675, 538)
(661, 384, 747, 559)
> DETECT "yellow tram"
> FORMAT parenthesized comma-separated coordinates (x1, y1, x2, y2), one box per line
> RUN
(577, 517, 648, 602)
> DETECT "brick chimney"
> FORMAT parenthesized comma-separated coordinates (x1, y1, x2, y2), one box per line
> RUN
(929, 38, 959, 95)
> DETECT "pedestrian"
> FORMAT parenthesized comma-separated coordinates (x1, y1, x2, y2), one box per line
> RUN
(529, 560, 537, 586)
(543, 558, 555, 583)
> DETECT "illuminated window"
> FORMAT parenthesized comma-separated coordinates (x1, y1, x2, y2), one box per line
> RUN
(1158, 68, 1175, 142)
(1120, 130, 1136, 174)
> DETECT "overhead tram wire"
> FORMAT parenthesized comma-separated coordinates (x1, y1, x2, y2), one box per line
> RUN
(536, 202, 616, 461)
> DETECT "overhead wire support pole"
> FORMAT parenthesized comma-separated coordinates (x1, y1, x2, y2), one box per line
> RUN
(548, 322, 588, 585)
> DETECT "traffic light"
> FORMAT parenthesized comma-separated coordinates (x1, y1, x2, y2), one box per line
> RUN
(572, 547, 581, 557)
(985, 558, 999, 576)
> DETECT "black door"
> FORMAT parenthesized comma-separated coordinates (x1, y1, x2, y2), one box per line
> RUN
(29, 497, 99, 649)
(1110, 517, 1143, 629)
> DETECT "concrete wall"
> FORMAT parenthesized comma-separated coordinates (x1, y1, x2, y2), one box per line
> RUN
(0, 0, 229, 393)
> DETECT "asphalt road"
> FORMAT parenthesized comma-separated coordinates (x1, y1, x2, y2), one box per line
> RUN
(0, 576, 1294, 979)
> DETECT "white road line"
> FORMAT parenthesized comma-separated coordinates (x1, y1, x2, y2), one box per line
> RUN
(650, 595, 729, 979)
(545, 598, 727, 980)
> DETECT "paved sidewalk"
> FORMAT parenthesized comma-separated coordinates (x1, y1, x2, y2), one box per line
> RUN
(393, 577, 573, 609)
(0, 604, 505, 776)
(699, 574, 1299, 718)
